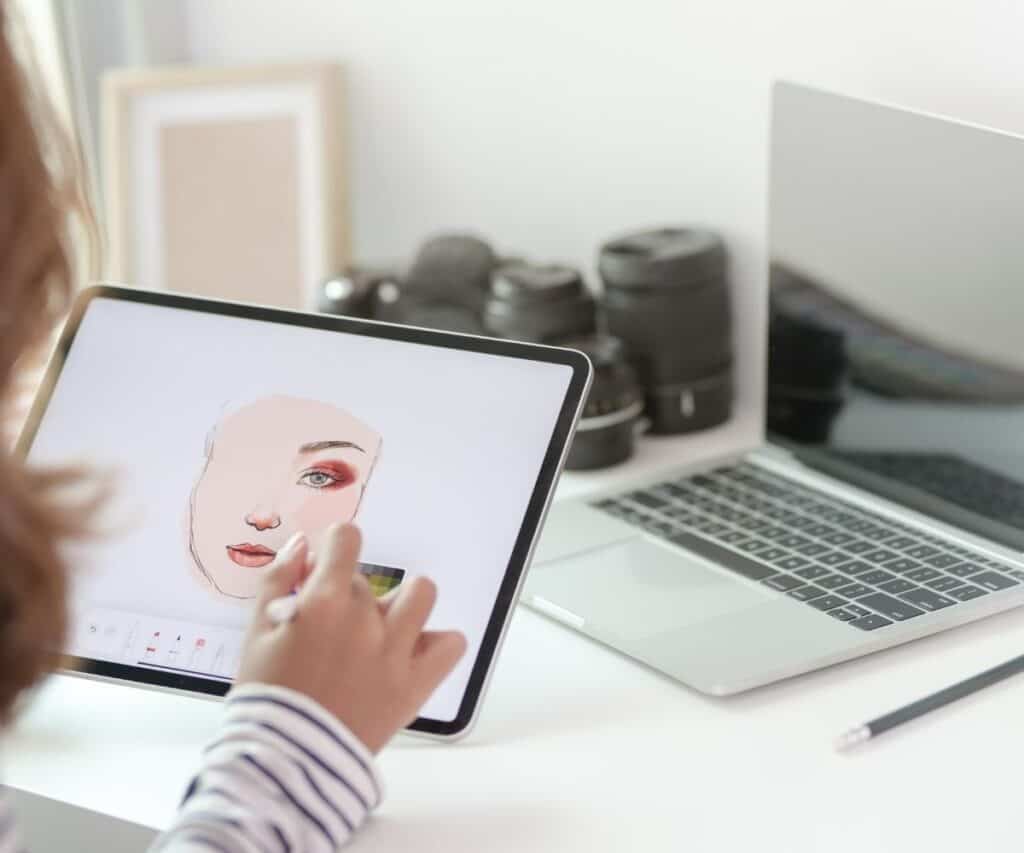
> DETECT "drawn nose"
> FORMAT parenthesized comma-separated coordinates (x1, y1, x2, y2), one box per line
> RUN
(245, 510, 281, 531)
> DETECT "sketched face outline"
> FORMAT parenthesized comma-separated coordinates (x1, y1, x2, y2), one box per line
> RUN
(188, 395, 382, 600)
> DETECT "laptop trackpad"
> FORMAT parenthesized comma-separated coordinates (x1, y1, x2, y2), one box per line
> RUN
(528, 538, 773, 637)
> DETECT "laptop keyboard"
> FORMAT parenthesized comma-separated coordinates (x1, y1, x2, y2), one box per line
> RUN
(593, 462, 1024, 631)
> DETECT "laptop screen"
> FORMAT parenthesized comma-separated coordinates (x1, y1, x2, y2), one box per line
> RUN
(766, 82, 1024, 552)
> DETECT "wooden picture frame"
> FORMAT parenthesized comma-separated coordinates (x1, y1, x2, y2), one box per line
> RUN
(102, 63, 346, 310)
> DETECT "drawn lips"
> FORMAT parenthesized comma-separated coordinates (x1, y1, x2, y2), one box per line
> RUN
(226, 543, 277, 568)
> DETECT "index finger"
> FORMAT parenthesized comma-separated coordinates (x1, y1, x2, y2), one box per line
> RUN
(297, 522, 363, 607)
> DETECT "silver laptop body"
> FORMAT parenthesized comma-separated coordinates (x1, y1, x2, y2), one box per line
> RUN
(524, 82, 1024, 694)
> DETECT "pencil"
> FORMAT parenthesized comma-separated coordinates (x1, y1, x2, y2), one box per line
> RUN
(835, 652, 1024, 750)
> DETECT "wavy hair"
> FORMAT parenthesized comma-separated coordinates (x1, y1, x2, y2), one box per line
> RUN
(0, 0, 98, 722)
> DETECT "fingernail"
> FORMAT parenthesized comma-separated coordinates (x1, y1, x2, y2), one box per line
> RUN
(277, 532, 306, 561)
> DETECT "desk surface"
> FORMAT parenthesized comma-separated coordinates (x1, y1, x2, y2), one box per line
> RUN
(8, 423, 1024, 852)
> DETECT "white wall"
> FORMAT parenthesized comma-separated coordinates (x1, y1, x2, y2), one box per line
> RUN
(183, 0, 1024, 444)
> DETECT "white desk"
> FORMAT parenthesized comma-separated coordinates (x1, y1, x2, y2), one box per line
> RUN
(8, 423, 1024, 852)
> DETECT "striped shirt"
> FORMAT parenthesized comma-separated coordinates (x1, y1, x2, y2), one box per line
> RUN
(0, 683, 383, 852)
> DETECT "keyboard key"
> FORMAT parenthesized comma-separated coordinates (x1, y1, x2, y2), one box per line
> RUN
(835, 560, 874, 577)
(829, 608, 858, 622)
(764, 574, 803, 592)
(860, 570, 897, 585)
(987, 561, 1015, 574)
(927, 576, 965, 592)
(803, 524, 836, 537)
(879, 578, 916, 594)
(886, 558, 923, 574)
(925, 553, 962, 569)
(859, 524, 893, 540)
(817, 575, 849, 590)
(885, 536, 919, 550)
(667, 531, 776, 581)
(859, 593, 925, 621)
(850, 614, 894, 631)
(697, 522, 730, 537)
(836, 583, 873, 598)
(899, 588, 956, 612)
(719, 530, 748, 544)
(776, 555, 812, 571)
(822, 532, 856, 546)
(736, 539, 771, 554)
(907, 545, 940, 560)
(846, 541, 876, 555)
(949, 584, 987, 601)
(864, 549, 900, 564)
(789, 585, 828, 601)
(845, 603, 872, 618)
(758, 547, 788, 562)
(809, 595, 848, 611)
(761, 527, 790, 541)
(947, 562, 984, 578)
(778, 535, 811, 549)
(905, 567, 942, 582)
(971, 571, 1019, 592)
(819, 551, 850, 567)
(795, 543, 830, 557)
(630, 491, 668, 509)
(795, 565, 830, 581)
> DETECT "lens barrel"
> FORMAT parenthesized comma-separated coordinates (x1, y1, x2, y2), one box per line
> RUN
(483, 263, 597, 343)
(563, 334, 644, 471)
(599, 227, 733, 434)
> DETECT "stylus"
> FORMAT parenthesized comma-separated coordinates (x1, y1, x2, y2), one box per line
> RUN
(835, 652, 1024, 750)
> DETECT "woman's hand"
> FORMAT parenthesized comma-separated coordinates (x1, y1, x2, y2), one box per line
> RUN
(235, 523, 467, 753)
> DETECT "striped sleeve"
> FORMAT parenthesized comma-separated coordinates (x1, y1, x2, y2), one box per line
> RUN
(149, 683, 384, 853)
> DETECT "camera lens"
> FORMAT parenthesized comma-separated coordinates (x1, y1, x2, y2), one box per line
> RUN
(563, 334, 644, 471)
(599, 227, 733, 434)
(319, 268, 395, 318)
(483, 263, 597, 343)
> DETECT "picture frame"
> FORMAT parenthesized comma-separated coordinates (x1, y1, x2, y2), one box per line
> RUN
(102, 63, 346, 310)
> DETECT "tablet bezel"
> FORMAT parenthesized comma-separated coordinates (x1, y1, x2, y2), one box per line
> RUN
(18, 285, 591, 739)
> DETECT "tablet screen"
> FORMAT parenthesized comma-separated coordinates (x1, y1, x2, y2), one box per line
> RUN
(24, 292, 582, 732)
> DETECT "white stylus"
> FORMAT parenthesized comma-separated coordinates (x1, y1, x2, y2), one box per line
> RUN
(265, 594, 299, 624)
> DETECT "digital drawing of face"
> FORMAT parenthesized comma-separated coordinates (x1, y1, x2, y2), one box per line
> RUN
(188, 395, 382, 600)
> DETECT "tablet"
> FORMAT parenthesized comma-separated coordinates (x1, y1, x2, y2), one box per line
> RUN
(19, 286, 590, 739)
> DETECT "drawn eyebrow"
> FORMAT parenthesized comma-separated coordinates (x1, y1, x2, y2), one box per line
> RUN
(298, 440, 366, 454)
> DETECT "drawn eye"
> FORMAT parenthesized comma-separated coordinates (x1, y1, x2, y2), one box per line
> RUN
(297, 465, 352, 490)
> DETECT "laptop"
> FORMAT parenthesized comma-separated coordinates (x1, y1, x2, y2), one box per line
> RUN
(523, 81, 1024, 695)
